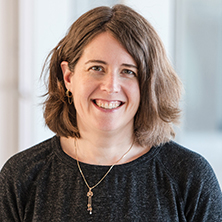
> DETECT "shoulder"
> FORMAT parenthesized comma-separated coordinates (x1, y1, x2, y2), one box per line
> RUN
(157, 141, 214, 180)
(0, 136, 62, 220)
(158, 141, 218, 189)
(0, 136, 59, 181)
(157, 141, 222, 218)
(156, 141, 221, 196)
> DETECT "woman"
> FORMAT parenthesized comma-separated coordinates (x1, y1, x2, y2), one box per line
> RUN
(0, 4, 221, 221)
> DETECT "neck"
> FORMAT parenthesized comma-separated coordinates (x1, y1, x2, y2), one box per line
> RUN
(76, 129, 135, 165)
(76, 135, 134, 165)
(60, 126, 149, 166)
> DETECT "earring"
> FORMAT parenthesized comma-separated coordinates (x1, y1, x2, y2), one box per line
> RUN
(66, 89, 73, 104)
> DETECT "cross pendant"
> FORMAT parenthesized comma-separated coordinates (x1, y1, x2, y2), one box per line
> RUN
(87, 189, 93, 214)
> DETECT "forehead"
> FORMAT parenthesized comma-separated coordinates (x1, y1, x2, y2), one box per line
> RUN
(79, 32, 137, 65)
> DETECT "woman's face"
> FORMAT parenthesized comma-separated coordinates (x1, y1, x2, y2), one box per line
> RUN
(62, 32, 140, 135)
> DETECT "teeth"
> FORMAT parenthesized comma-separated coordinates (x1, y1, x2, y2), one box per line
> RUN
(95, 100, 121, 109)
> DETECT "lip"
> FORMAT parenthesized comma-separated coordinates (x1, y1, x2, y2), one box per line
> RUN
(91, 99, 125, 111)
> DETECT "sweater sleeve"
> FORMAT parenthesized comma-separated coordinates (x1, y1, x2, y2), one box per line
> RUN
(0, 137, 58, 222)
(0, 160, 23, 222)
(184, 156, 222, 222)
(159, 142, 222, 221)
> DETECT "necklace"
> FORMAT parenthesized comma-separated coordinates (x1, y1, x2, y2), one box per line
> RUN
(74, 138, 134, 214)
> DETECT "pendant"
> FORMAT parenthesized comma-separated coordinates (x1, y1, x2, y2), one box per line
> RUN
(87, 188, 93, 214)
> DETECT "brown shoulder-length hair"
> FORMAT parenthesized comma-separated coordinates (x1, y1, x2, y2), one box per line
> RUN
(42, 4, 182, 147)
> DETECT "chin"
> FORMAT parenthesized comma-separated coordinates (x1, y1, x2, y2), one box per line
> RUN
(96, 125, 119, 132)
(94, 119, 133, 133)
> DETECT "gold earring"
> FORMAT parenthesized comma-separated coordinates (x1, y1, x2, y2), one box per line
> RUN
(66, 89, 73, 104)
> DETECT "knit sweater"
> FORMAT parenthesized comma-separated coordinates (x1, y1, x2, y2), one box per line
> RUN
(0, 136, 222, 222)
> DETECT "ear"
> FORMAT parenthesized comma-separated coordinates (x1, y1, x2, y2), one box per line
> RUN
(61, 61, 72, 89)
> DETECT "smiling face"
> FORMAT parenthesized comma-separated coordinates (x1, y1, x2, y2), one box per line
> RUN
(62, 32, 140, 135)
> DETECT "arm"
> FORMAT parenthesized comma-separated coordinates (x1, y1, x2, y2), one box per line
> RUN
(0, 161, 23, 222)
(185, 159, 222, 221)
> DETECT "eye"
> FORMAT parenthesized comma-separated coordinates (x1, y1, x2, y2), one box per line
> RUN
(90, 66, 104, 72)
(121, 69, 136, 76)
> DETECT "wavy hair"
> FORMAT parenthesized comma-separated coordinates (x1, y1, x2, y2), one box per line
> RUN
(42, 4, 182, 147)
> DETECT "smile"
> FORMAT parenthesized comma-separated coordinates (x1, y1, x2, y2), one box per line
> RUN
(93, 99, 123, 110)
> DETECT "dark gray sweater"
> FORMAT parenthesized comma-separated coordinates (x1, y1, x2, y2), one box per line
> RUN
(0, 136, 222, 221)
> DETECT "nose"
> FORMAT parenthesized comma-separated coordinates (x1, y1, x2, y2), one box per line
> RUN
(100, 72, 121, 94)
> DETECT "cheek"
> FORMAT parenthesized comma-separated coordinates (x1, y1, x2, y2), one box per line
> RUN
(124, 82, 140, 112)
(72, 79, 97, 105)
(129, 82, 140, 102)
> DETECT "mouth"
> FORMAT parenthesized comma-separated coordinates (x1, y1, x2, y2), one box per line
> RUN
(92, 99, 124, 110)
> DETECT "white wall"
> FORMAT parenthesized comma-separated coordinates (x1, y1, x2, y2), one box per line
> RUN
(0, 0, 19, 168)
(174, 0, 222, 187)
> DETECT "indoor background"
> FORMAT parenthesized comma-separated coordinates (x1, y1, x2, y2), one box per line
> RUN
(0, 0, 222, 187)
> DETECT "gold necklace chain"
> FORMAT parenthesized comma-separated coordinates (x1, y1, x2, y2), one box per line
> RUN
(74, 138, 134, 214)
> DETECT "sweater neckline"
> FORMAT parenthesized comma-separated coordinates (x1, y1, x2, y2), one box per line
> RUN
(53, 135, 162, 171)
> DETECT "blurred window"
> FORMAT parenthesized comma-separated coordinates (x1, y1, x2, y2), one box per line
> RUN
(176, 0, 222, 186)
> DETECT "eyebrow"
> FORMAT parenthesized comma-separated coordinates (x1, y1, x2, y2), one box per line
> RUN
(122, 63, 138, 70)
(85, 60, 107, 65)
(85, 60, 138, 69)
